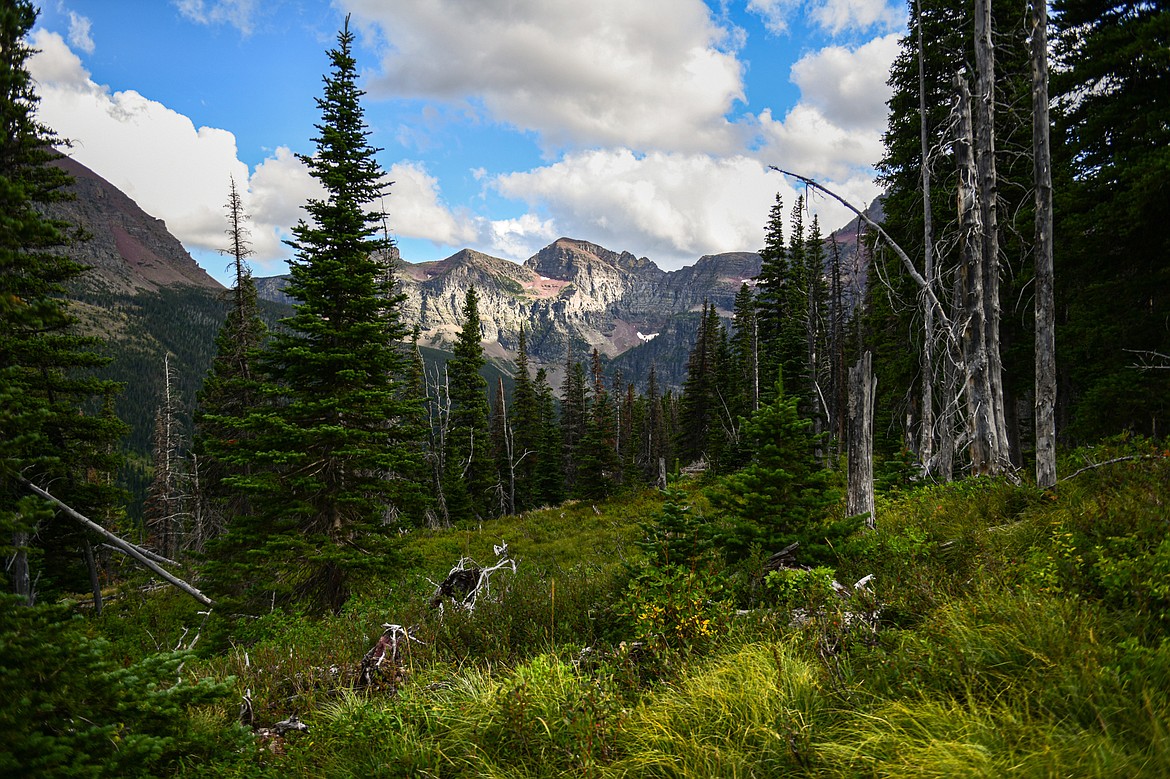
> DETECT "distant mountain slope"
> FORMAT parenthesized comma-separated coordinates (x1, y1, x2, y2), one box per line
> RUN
(256, 238, 765, 385)
(46, 153, 223, 294)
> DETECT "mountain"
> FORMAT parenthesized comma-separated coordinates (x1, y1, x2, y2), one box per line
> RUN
(256, 238, 764, 387)
(46, 154, 223, 295)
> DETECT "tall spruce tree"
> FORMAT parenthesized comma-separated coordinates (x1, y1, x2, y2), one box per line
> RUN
(444, 286, 493, 519)
(508, 326, 540, 512)
(0, 1, 125, 603)
(1051, 0, 1170, 439)
(192, 178, 267, 546)
(576, 349, 619, 498)
(203, 19, 423, 613)
(532, 367, 564, 506)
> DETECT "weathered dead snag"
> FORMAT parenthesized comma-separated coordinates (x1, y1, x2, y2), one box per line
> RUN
(358, 623, 422, 691)
(427, 541, 517, 614)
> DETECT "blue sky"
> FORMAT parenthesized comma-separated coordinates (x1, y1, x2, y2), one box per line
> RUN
(28, 0, 906, 285)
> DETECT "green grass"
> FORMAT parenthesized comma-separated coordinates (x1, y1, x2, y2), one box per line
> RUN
(75, 443, 1170, 778)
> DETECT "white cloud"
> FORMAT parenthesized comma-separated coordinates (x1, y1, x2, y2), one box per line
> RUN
(385, 161, 479, 247)
(489, 149, 870, 269)
(789, 33, 899, 131)
(27, 30, 479, 279)
(173, 0, 261, 35)
(343, 0, 747, 154)
(749, 0, 903, 36)
(67, 12, 94, 54)
(754, 34, 898, 182)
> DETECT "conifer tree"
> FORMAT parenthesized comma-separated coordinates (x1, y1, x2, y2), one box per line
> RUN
(730, 283, 759, 417)
(677, 302, 723, 468)
(0, 1, 126, 602)
(509, 326, 541, 511)
(532, 368, 565, 506)
(445, 286, 493, 519)
(192, 178, 267, 545)
(560, 352, 588, 494)
(203, 19, 423, 613)
(577, 349, 618, 498)
(708, 376, 846, 564)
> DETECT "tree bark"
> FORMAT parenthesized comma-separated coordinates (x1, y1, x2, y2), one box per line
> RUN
(1031, 0, 1057, 489)
(84, 538, 103, 615)
(11, 530, 32, 606)
(848, 351, 877, 528)
(973, 0, 1011, 467)
(916, 0, 937, 476)
(955, 73, 1001, 476)
(18, 476, 213, 607)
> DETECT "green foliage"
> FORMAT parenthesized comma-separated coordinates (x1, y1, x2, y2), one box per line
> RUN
(201, 21, 424, 615)
(0, 597, 246, 777)
(621, 565, 732, 664)
(707, 377, 847, 564)
(0, 0, 127, 599)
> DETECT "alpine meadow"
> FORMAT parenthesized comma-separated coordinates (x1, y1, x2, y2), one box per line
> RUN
(3, 1, 1170, 776)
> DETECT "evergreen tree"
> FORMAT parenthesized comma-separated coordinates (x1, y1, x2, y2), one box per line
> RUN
(1051, 0, 1170, 439)
(192, 178, 267, 547)
(532, 367, 565, 506)
(203, 19, 423, 614)
(0, 1, 126, 603)
(445, 286, 493, 519)
(576, 349, 619, 498)
(677, 302, 724, 468)
(730, 283, 759, 418)
(708, 376, 847, 565)
(510, 326, 541, 512)
(560, 352, 588, 494)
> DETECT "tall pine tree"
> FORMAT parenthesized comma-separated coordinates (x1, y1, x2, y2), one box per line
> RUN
(0, 1, 125, 603)
(444, 286, 493, 519)
(203, 19, 423, 613)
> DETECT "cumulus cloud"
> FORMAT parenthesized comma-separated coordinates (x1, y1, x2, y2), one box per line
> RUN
(343, 0, 747, 154)
(385, 161, 479, 247)
(789, 33, 899, 131)
(28, 30, 480, 279)
(749, 0, 903, 36)
(67, 12, 94, 54)
(173, 0, 261, 35)
(754, 34, 898, 181)
(488, 149, 870, 269)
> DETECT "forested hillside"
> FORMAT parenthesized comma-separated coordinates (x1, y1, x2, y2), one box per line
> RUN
(2, 0, 1168, 776)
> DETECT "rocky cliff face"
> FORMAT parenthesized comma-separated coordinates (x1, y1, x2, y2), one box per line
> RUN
(255, 237, 762, 379)
(46, 154, 223, 294)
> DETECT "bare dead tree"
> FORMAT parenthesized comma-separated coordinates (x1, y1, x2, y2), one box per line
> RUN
(973, 0, 1011, 466)
(916, 0, 939, 475)
(17, 476, 212, 606)
(1031, 0, 1057, 489)
(955, 72, 1003, 476)
(848, 351, 877, 528)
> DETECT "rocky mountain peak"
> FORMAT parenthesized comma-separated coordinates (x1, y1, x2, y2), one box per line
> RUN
(524, 237, 663, 281)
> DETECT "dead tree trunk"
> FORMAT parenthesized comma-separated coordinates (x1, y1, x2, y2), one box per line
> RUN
(848, 351, 876, 528)
(973, 0, 1011, 467)
(11, 529, 32, 606)
(19, 476, 213, 607)
(916, 0, 937, 475)
(1031, 0, 1057, 489)
(83, 538, 103, 614)
(955, 73, 1001, 476)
